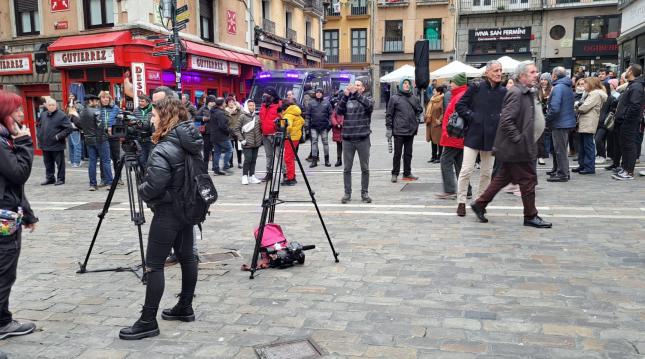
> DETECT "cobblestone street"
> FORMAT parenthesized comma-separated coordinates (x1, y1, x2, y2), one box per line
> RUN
(1, 110, 644, 358)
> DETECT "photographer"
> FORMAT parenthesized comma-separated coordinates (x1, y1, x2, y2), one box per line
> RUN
(98, 91, 122, 181)
(120, 96, 202, 340)
(77, 94, 113, 191)
(0, 90, 38, 342)
(132, 94, 154, 168)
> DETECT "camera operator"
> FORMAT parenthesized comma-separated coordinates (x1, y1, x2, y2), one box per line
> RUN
(98, 91, 122, 182)
(77, 94, 113, 191)
(119, 96, 202, 340)
(132, 94, 154, 168)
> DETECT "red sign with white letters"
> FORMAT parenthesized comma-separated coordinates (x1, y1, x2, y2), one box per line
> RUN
(51, 0, 71, 12)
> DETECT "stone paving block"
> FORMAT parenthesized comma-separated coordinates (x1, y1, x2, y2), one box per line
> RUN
(542, 324, 595, 338)
(482, 320, 541, 333)
(440, 340, 488, 354)
(77, 349, 128, 359)
(363, 345, 417, 358)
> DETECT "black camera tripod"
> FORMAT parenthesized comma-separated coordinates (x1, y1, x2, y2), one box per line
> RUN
(249, 126, 339, 279)
(77, 144, 148, 284)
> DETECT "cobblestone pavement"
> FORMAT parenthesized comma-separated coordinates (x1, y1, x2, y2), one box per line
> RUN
(1, 110, 645, 359)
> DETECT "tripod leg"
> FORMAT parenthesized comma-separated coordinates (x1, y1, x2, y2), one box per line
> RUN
(289, 139, 340, 263)
(78, 155, 127, 273)
(250, 201, 271, 279)
(268, 135, 286, 223)
(137, 224, 147, 284)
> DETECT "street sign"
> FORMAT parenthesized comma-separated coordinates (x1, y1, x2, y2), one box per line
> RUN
(176, 4, 188, 14)
(176, 11, 190, 22)
(155, 41, 174, 47)
(175, 19, 189, 27)
(146, 34, 169, 40)
(174, 23, 187, 31)
(152, 51, 175, 57)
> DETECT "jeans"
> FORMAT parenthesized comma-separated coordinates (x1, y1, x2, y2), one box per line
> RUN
(551, 128, 571, 177)
(311, 128, 330, 158)
(392, 135, 414, 176)
(457, 147, 494, 204)
(263, 135, 275, 173)
(213, 140, 233, 171)
(67, 131, 82, 165)
(242, 147, 259, 176)
(440, 146, 464, 194)
(202, 134, 213, 172)
(43, 150, 65, 182)
(475, 162, 539, 219)
(143, 205, 198, 312)
(284, 140, 299, 180)
(87, 142, 113, 186)
(138, 141, 153, 169)
(0, 232, 20, 327)
(109, 138, 121, 175)
(577, 133, 596, 172)
(343, 137, 370, 196)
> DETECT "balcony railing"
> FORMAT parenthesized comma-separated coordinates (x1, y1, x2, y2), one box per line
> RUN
(417, 0, 449, 4)
(350, 5, 369, 14)
(304, 0, 325, 16)
(306, 36, 315, 48)
(262, 19, 275, 34)
(284, 0, 306, 8)
(543, 0, 617, 8)
(378, 0, 410, 6)
(287, 28, 297, 42)
(427, 38, 442, 51)
(324, 5, 340, 16)
(324, 48, 371, 64)
(458, 0, 541, 13)
(383, 36, 404, 53)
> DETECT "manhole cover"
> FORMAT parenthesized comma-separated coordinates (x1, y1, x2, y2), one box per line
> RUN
(400, 183, 441, 192)
(200, 252, 240, 263)
(66, 202, 117, 210)
(255, 338, 324, 359)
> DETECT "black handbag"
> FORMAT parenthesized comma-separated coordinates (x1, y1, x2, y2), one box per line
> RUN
(446, 112, 465, 138)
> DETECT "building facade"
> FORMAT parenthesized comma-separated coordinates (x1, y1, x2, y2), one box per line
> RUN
(618, 0, 645, 71)
(372, 0, 457, 106)
(321, 0, 372, 71)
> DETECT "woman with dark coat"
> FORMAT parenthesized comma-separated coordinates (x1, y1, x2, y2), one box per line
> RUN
(330, 91, 344, 167)
(0, 90, 38, 341)
(120, 96, 203, 340)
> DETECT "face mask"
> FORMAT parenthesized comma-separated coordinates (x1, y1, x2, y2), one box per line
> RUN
(576, 87, 585, 93)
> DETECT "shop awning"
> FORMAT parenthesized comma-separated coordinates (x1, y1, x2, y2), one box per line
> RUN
(185, 41, 261, 67)
(49, 31, 133, 52)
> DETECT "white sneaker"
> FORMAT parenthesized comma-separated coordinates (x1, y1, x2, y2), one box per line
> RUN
(249, 175, 262, 184)
(538, 158, 546, 165)
(242, 175, 249, 185)
(595, 156, 606, 164)
(639, 170, 645, 177)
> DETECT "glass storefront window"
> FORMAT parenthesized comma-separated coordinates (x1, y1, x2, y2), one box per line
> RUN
(575, 18, 591, 40)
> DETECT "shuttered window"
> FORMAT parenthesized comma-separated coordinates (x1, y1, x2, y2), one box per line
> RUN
(14, 0, 40, 36)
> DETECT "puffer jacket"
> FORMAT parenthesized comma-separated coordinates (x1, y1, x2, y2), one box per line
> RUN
(547, 77, 576, 129)
(440, 85, 467, 149)
(259, 100, 281, 136)
(576, 89, 607, 134)
(306, 98, 332, 130)
(37, 109, 73, 151)
(280, 105, 305, 142)
(386, 85, 423, 137)
(233, 111, 263, 148)
(139, 121, 203, 209)
(208, 107, 230, 143)
(615, 76, 645, 128)
(0, 128, 38, 225)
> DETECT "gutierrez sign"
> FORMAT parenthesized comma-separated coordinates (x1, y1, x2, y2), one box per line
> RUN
(0, 55, 33, 75)
(53, 48, 115, 67)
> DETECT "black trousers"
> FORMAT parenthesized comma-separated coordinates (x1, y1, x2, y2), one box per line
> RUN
(610, 124, 623, 166)
(392, 135, 414, 176)
(242, 147, 259, 176)
(108, 138, 121, 176)
(43, 150, 65, 182)
(143, 205, 198, 311)
(431, 143, 443, 159)
(595, 128, 608, 158)
(336, 142, 342, 160)
(620, 123, 640, 174)
(229, 139, 242, 167)
(203, 134, 213, 173)
(0, 232, 21, 327)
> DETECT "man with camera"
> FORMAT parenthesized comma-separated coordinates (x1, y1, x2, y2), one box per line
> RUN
(133, 94, 154, 168)
(77, 94, 113, 191)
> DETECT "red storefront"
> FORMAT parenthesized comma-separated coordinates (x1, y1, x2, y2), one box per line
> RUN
(48, 30, 261, 109)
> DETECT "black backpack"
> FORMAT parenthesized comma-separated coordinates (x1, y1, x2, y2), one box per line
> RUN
(172, 153, 218, 225)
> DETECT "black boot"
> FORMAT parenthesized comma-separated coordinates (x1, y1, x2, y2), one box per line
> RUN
(162, 293, 195, 322)
(334, 158, 342, 167)
(324, 155, 331, 167)
(309, 157, 318, 168)
(119, 306, 160, 340)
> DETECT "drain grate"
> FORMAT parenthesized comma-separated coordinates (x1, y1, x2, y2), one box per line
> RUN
(66, 202, 118, 210)
(199, 252, 240, 263)
(255, 338, 324, 359)
(400, 183, 442, 192)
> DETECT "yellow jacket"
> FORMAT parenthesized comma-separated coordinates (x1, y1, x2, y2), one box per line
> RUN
(281, 104, 305, 142)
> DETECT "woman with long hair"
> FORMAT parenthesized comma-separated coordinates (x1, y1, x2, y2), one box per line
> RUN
(0, 90, 38, 340)
(574, 77, 607, 174)
(120, 96, 203, 340)
(537, 73, 552, 165)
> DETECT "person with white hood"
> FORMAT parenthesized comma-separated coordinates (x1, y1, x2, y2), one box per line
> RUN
(233, 99, 263, 185)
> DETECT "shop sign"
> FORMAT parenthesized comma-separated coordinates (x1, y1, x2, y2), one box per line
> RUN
(0, 55, 33, 75)
(229, 62, 239, 75)
(621, 0, 645, 35)
(131, 63, 146, 106)
(53, 47, 115, 67)
(51, 0, 71, 12)
(147, 70, 161, 81)
(573, 40, 619, 57)
(469, 27, 532, 42)
(190, 55, 228, 74)
(54, 21, 69, 30)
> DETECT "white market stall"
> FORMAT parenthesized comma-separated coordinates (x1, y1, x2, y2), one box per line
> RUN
(379, 64, 416, 83)
(430, 61, 482, 79)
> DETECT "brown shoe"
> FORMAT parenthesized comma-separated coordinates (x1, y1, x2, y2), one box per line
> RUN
(435, 192, 457, 200)
(457, 203, 466, 217)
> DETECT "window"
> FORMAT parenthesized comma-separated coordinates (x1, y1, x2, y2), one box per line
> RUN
(351, 29, 367, 62)
(83, 0, 114, 29)
(200, 0, 214, 42)
(351, 0, 368, 15)
(323, 30, 339, 63)
(286, 12, 292, 32)
(423, 19, 442, 51)
(575, 16, 621, 41)
(306, 20, 311, 38)
(470, 42, 497, 55)
(472, 0, 492, 7)
(262, 0, 270, 19)
(550, 25, 566, 40)
(384, 20, 403, 53)
(15, 0, 40, 36)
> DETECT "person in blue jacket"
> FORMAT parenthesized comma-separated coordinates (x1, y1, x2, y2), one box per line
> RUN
(546, 67, 576, 182)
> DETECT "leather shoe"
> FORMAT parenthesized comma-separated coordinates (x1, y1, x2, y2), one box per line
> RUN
(457, 203, 466, 217)
(523, 215, 552, 228)
(547, 176, 569, 182)
(578, 170, 595, 175)
(546, 170, 556, 176)
(41, 180, 55, 186)
(470, 202, 488, 223)
(572, 167, 581, 173)
(54, 180, 65, 186)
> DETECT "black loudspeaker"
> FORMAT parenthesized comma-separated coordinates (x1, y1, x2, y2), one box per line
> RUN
(414, 40, 430, 89)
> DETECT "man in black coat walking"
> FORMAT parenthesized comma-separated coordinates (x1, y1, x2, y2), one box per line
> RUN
(37, 98, 72, 185)
(386, 78, 423, 182)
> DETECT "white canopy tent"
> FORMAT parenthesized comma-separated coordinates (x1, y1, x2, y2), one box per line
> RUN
(478, 56, 521, 74)
(379, 64, 416, 83)
(430, 61, 481, 79)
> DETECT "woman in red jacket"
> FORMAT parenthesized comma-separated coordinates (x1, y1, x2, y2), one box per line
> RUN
(436, 73, 469, 199)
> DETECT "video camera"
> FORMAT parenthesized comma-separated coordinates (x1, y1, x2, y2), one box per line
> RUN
(112, 111, 152, 153)
(265, 241, 315, 269)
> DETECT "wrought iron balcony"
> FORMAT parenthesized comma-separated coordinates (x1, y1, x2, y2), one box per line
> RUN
(324, 4, 341, 16)
(284, 0, 306, 8)
(543, 0, 617, 9)
(324, 48, 371, 64)
(305, 0, 325, 16)
(262, 19, 275, 34)
(287, 28, 298, 42)
(378, 0, 410, 6)
(306, 36, 315, 48)
(458, 0, 541, 13)
(383, 36, 404, 53)
(417, 0, 450, 4)
(350, 5, 369, 14)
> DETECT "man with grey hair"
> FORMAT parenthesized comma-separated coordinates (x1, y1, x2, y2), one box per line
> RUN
(37, 98, 73, 185)
(454, 60, 506, 217)
(546, 66, 576, 182)
(471, 62, 551, 228)
(151, 86, 178, 102)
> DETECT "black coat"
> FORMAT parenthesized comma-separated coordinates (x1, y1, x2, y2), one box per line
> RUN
(385, 92, 423, 136)
(77, 106, 108, 145)
(456, 81, 507, 151)
(306, 98, 332, 130)
(615, 76, 645, 129)
(139, 122, 203, 209)
(0, 133, 38, 225)
(208, 107, 230, 143)
(37, 109, 73, 151)
(493, 84, 537, 163)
